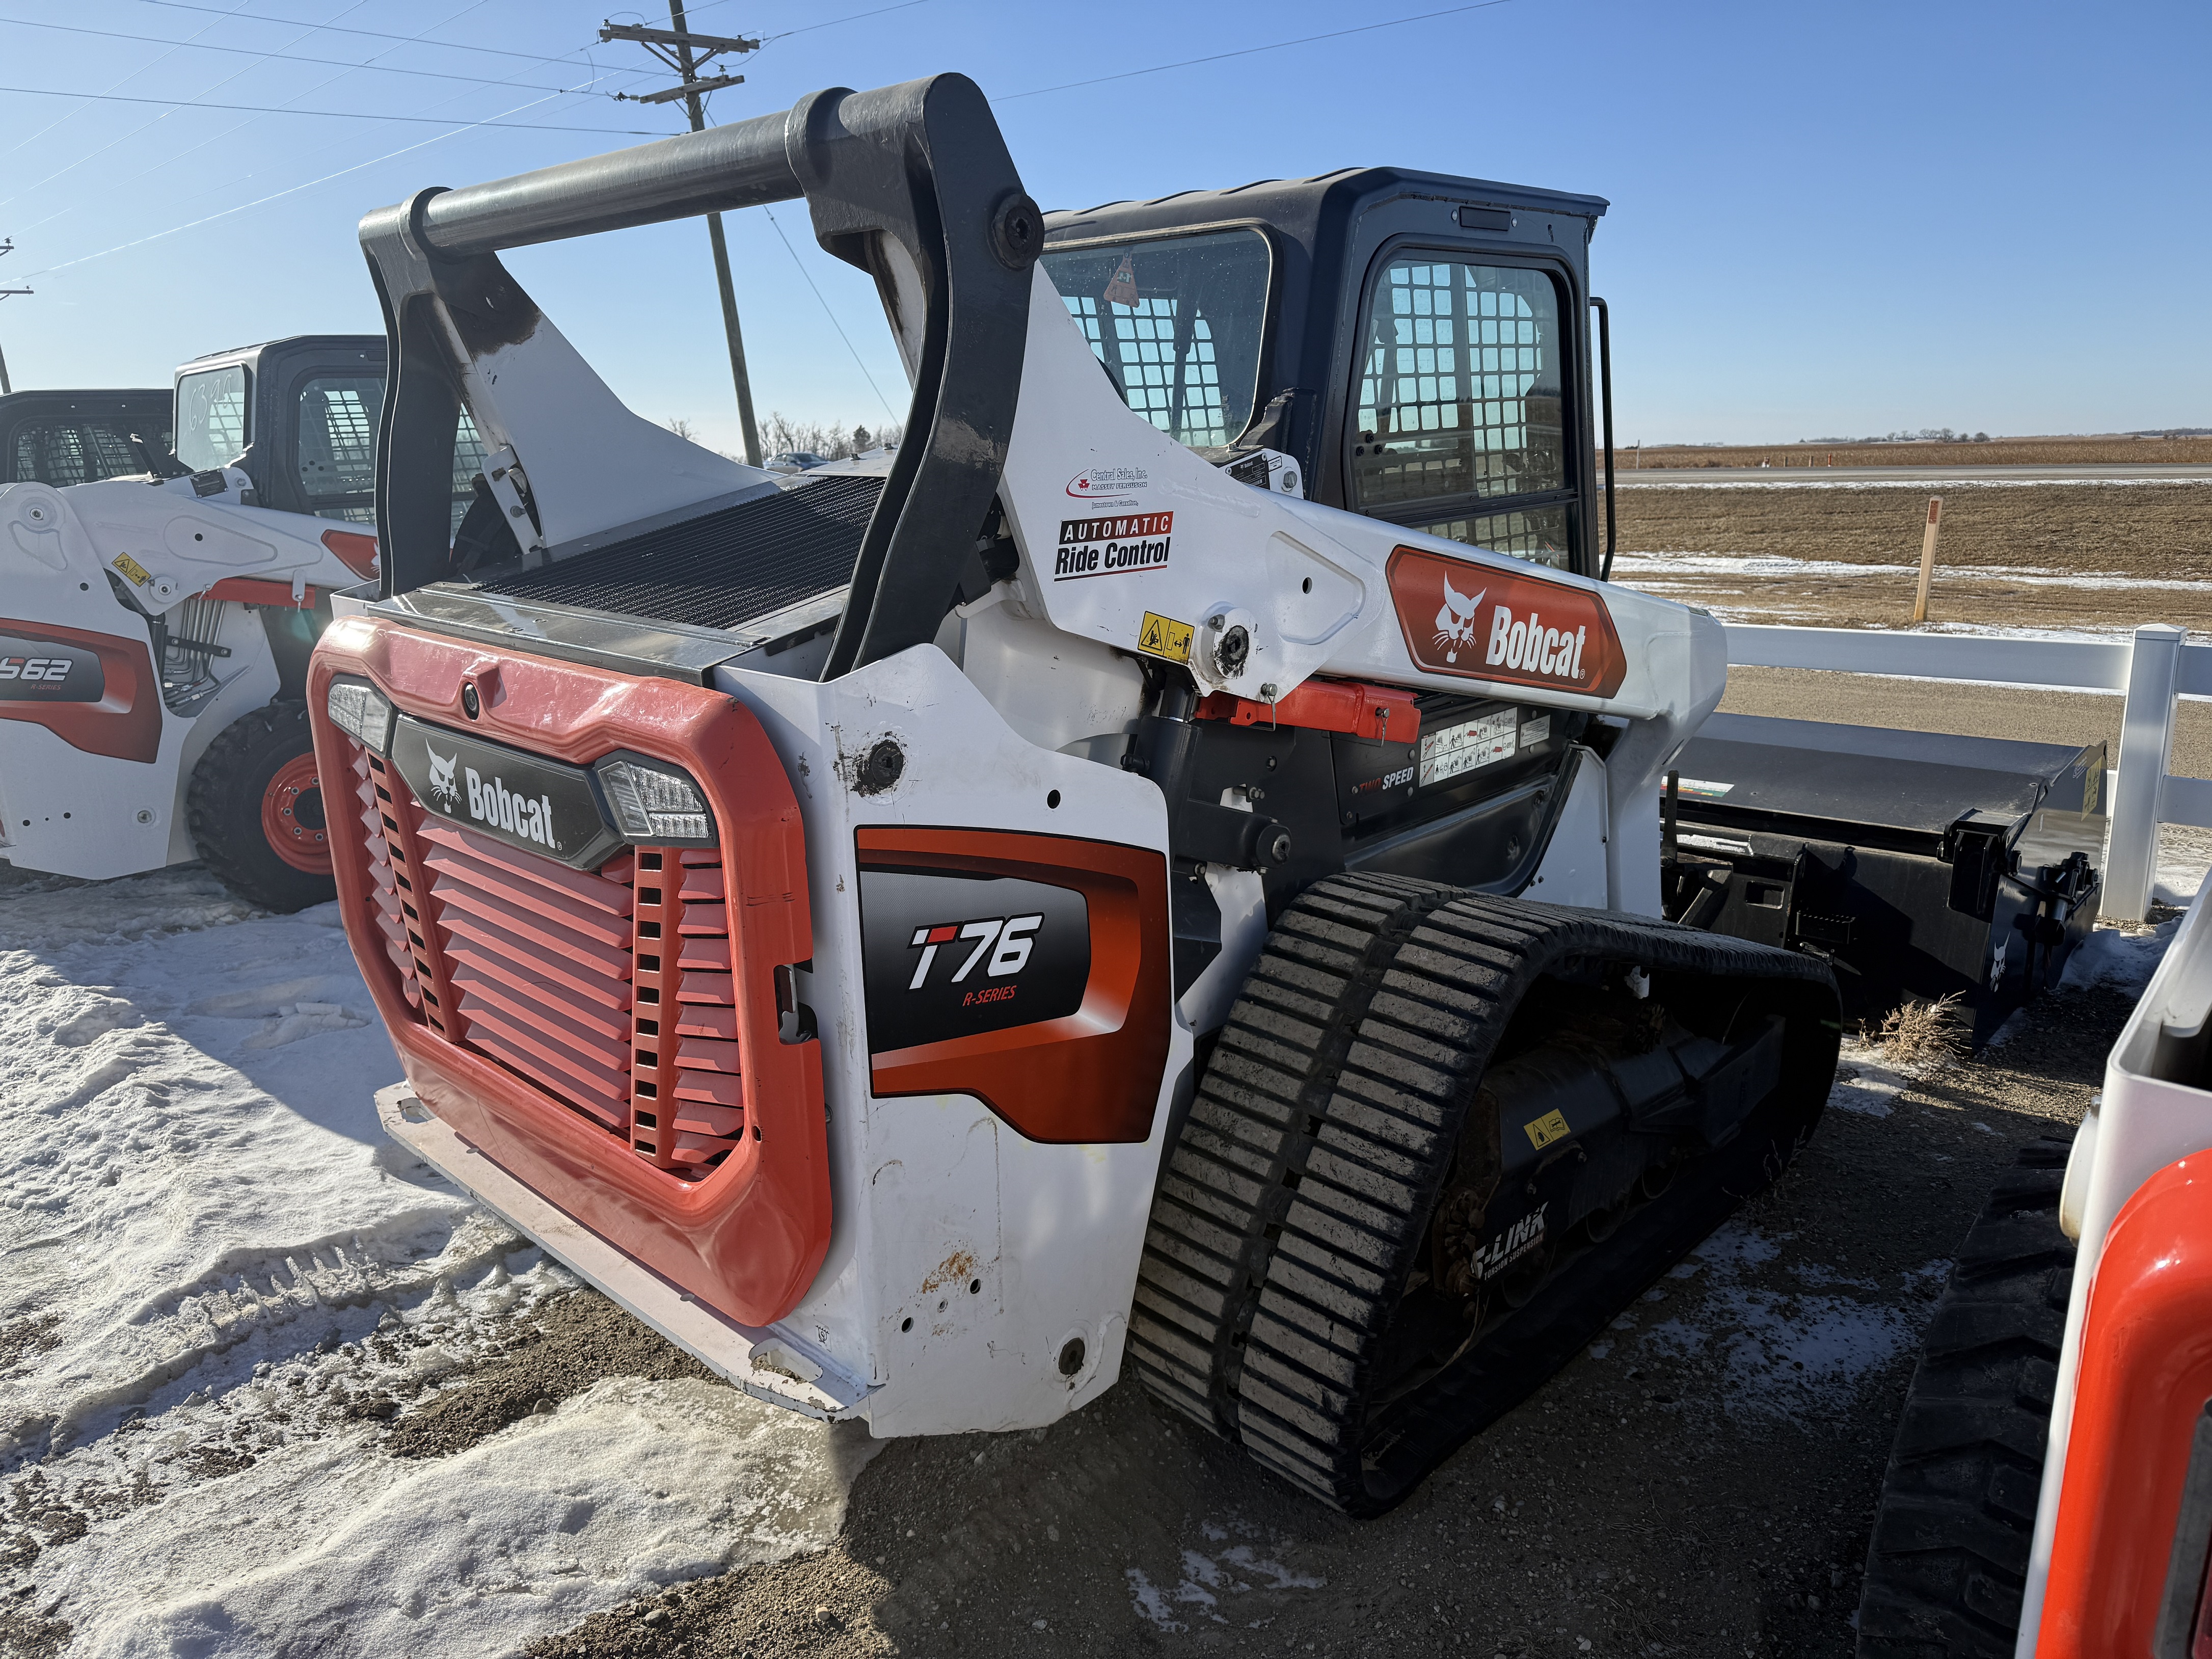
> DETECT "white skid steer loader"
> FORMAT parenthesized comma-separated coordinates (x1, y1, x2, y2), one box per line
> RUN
(0, 335, 482, 908)
(319, 75, 1841, 1515)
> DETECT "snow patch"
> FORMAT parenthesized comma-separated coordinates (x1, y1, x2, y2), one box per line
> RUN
(2, 872, 865, 1655)
(2062, 917, 2181, 996)
(1640, 1220, 1918, 1417)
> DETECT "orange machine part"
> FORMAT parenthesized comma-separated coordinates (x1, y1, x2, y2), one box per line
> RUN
(2037, 1154, 2212, 1656)
(1196, 677, 1421, 744)
(0, 617, 161, 763)
(307, 617, 829, 1328)
(858, 825, 1171, 1143)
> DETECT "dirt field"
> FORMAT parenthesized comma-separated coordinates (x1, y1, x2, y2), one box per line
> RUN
(492, 978, 2129, 1658)
(1621, 437, 2212, 470)
(1610, 479, 2212, 634)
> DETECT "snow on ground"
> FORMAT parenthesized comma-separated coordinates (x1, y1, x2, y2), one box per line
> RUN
(1125, 1518, 1327, 1634)
(1612, 550, 2212, 595)
(1, 870, 858, 1658)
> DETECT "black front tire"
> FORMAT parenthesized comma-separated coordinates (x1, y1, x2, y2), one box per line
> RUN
(186, 702, 337, 913)
(1855, 1136, 2076, 1656)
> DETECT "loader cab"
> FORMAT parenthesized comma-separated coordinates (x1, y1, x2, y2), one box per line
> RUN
(0, 387, 172, 486)
(1041, 168, 1608, 577)
(171, 334, 399, 521)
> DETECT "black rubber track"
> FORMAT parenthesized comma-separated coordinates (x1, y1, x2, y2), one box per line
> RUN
(1855, 1136, 2076, 1657)
(186, 701, 336, 914)
(1129, 873, 1462, 1438)
(1131, 876, 1840, 1515)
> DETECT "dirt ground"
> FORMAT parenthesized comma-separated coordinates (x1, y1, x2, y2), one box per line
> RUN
(1622, 437, 2212, 470)
(1610, 480, 2212, 633)
(409, 977, 2122, 1659)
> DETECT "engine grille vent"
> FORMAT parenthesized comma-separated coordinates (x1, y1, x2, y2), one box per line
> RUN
(628, 848, 745, 1172)
(349, 744, 738, 1178)
(353, 745, 425, 1013)
(416, 816, 637, 1133)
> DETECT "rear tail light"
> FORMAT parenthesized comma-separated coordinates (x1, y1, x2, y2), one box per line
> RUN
(326, 676, 394, 755)
(594, 751, 715, 845)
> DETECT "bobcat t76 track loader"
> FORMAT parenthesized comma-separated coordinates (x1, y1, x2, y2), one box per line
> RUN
(320, 75, 1840, 1514)
(0, 335, 438, 907)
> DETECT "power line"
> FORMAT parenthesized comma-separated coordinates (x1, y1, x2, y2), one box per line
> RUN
(1, 0, 260, 163)
(0, 15, 611, 95)
(761, 0, 931, 40)
(997, 0, 1512, 100)
(123, 0, 624, 67)
(0, 84, 670, 133)
(762, 205, 899, 424)
(14, 89, 610, 279)
(122, 0, 931, 57)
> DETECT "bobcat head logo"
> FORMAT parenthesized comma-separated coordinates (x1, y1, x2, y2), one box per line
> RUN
(425, 743, 460, 809)
(1434, 574, 1486, 664)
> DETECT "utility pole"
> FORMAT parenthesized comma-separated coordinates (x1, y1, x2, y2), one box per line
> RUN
(600, 8, 763, 467)
(0, 240, 29, 396)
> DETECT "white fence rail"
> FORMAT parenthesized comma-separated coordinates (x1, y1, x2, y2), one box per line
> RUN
(1723, 623, 2212, 923)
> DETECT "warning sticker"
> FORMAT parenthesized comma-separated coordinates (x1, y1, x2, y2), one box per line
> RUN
(112, 552, 151, 587)
(1419, 708, 1517, 787)
(1675, 778, 1735, 799)
(1523, 1109, 1572, 1151)
(1137, 611, 1193, 664)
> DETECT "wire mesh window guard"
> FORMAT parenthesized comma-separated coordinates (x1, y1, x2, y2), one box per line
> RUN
(1041, 229, 1272, 451)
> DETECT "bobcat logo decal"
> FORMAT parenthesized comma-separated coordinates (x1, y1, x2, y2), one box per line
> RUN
(1434, 574, 1486, 664)
(425, 743, 460, 809)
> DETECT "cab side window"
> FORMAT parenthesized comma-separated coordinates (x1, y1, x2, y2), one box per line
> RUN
(1348, 258, 1574, 570)
(296, 374, 383, 521)
(10, 419, 149, 486)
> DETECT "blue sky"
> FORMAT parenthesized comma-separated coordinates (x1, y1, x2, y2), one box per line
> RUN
(2, 1, 2205, 453)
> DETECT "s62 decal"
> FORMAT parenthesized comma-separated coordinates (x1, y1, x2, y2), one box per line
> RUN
(0, 635, 105, 703)
(1387, 547, 1626, 699)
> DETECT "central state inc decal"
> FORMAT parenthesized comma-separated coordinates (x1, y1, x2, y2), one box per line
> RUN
(1053, 511, 1172, 580)
(1387, 545, 1626, 698)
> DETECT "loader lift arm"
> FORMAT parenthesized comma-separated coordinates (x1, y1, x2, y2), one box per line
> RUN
(361, 74, 1039, 680)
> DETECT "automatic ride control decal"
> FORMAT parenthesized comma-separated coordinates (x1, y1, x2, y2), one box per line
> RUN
(859, 870, 1090, 1055)
(1054, 512, 1172, 580)
(1388, 546, 1626, 698)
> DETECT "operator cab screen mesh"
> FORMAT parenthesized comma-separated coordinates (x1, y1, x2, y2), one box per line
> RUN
(1351, 260, 1572, 571)
(1041, 229, 1271, 451)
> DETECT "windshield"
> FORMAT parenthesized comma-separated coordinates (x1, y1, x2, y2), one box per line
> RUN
(175, 365, 248, 472)
(1040, 228, 1271, 450)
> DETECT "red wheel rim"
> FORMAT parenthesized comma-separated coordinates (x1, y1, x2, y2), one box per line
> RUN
(260, 751, 332, 875)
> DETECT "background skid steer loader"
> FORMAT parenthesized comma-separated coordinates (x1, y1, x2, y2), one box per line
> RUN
(318, 73, 1839, 1515)
(0, 335, 488, 907)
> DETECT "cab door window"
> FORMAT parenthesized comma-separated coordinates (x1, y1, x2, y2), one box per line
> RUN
(296, 374, 383, 521)
(175, 365, 248, 472)
(1348, 258, 1573, 570)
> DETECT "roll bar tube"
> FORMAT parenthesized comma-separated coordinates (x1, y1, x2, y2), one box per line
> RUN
(358, 73, 1043, 678)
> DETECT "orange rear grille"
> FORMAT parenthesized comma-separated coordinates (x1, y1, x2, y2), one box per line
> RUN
(347, 738, 740, 1179)
(629, 848, 745, 1171)
(417, 816, 636, 1134)
(352, 746, 424, 1011)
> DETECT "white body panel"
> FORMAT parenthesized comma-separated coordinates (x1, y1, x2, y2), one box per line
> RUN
(712, 645, 1188, 1435)
(0, 472, 358, 880)
(994, 265, 1723, 918)
(350, 244, 1732, 1438)
(2014, 884, 2212, 1655)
